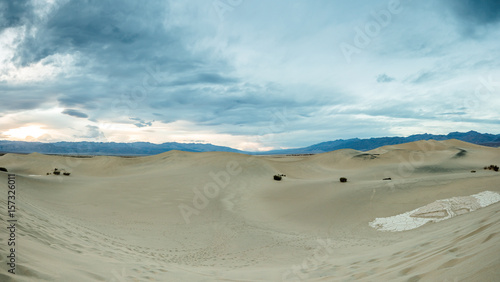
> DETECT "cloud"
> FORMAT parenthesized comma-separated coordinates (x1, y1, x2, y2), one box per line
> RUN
(1, 1, 500, 149)
(410, 72, 436, 84)
(446, 0, 500, 25)
(376, 74, 395, 83)
(75, 125, 105, 139)
(62, 109, 88, 119)
(442, 0, 500, 37)
(0, 0, 32, 29)
(170, 73, 239, 86)
(129, 117, 153, 128)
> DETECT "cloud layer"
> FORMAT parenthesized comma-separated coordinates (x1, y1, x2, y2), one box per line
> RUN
(1, 0, 499, 150)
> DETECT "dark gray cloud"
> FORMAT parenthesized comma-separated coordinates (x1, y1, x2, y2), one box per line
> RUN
(0, 0, 32, 29)
(443, 0, 500, 36)
(62, 109, 89, 119)
(129, 117, 153, 128)
(1, 0, 249, 124)
(376, 74, 395, 83)
(170, 73, 240, 86)
(445, 0, 500, 25)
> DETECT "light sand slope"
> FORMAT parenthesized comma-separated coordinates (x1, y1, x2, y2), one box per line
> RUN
(0, 139, 499, 281)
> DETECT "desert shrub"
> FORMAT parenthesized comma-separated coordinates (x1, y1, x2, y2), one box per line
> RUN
(63, 172, 71, 176)
(53, 171, 60, 175)
(0, 167, 7, 172)
(383, 177, 392, 180)
(340, 177, 347, 183)
(471, 170, 476, 173)
(486, 165, 499, 171)
(274, 175, 282, 181)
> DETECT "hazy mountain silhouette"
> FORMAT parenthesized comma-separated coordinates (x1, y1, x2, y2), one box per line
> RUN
(256, 131, 500, 155)
(0, 131, 498, 155)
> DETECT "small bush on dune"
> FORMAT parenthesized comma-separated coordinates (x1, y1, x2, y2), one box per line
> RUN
(273, 175, 282, 181)
(0, 167, 7, 172)
(340, 177, 347, 183)
(485, 165, 499, 172)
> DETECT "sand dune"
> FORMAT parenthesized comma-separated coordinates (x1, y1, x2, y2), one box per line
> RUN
(1, 139, 499, 281)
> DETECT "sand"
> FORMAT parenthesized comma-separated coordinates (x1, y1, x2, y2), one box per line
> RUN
(0, 139, 499, 281)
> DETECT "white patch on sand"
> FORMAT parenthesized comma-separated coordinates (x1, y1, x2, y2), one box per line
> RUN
(370, 191, 500, 232)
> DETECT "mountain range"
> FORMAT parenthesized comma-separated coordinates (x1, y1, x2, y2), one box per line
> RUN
(0, 131, 499, 156)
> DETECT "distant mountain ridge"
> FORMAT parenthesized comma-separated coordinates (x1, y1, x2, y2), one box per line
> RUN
(0, 141, 243, 155)
(0, 131, 499, 155)
(259, 131, 500, 154)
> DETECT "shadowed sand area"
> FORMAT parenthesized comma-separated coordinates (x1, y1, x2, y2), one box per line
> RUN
(1, 139, 499, 281)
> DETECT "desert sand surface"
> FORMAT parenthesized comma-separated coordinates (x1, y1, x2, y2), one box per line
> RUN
(1, 139, 499, 281)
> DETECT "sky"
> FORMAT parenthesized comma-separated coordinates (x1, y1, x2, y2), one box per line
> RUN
(0, 0, 499, 151)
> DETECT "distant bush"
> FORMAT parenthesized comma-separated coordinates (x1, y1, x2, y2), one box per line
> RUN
(471, 170, 476, 173)
(0, 167, 7, 172)
(485, 165, 499, 172)
(340, 177, 347, 183)
(63, 172, 71, 176)
(383, 177, 391, 180)
(273, 175, 282, 181)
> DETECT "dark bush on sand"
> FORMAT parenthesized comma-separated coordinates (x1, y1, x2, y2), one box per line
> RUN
(274, 175, 282, 181)
(340, 177, 347, 183)
(63, 172, 71, 176)
(0, 167, 7, 172)
(485, 165, 499, 172)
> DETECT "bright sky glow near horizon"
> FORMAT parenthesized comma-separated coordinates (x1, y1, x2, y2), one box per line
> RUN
(1, 0, 499, 151)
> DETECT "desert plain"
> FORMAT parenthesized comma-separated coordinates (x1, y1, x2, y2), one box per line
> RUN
(1, 139, 499, 281)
